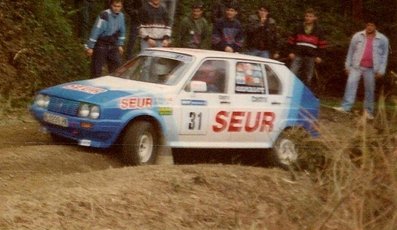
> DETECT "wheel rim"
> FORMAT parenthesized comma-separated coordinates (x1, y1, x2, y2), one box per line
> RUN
(137, 132, 154, 163)
(276, 139, 298, 166)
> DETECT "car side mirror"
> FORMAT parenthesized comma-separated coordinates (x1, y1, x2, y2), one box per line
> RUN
(189, 81, 207, 92)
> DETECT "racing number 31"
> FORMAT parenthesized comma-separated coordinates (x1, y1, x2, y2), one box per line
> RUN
(188, 112, 202, 130)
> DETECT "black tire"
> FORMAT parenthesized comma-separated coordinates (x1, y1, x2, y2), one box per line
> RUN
(121, 121, 158, 165)
(270, 127, 309, 169)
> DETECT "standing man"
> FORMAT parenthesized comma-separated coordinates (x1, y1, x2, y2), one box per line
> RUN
(246, 4, 280, 59)
(123, 0, 142, 60)
(178, 1, 209, 49)
(85, 0, 126, 78)
(138, 0, 171, 50)
(211, 1, 243, 53)
(288, 8, 327, 85)
(334, 19, 389, 120)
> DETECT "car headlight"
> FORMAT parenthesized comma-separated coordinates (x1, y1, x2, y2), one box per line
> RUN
(78, 103, 100, 119)
(78, 104, 90, 117)
(34, 94, 50, 108)
(89, 105, 100, 119)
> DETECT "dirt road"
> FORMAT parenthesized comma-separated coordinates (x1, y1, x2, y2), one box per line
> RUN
(0, 109, 356, 229)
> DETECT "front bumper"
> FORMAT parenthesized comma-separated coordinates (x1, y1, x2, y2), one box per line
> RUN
(30, 106, 124, 148)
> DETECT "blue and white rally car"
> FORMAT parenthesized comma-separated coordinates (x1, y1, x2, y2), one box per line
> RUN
(30, 48, 319, 167)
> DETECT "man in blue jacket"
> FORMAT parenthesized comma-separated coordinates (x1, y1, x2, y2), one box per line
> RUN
(334, 18, 389, 120)
(85, 0, 126, 78)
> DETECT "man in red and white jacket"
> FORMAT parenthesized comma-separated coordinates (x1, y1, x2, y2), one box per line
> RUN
(288, 8, 327, 85)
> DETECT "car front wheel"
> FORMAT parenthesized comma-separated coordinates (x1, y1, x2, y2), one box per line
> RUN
(121, 121, 158, 165)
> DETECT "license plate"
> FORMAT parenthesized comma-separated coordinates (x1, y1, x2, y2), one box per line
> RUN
(43, 112, 68, 127)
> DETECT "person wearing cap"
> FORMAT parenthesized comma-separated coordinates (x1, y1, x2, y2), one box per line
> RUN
(211, 1, 243, 53)
(333, 19, 389, 120)
(288, 8, 327, 85)
(138, 0, 171, 50)
(246, 4, 280, 59)
(178, 1, 210, 49)
(85, 0, 126, 78)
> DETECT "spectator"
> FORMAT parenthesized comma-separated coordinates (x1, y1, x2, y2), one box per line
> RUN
(246, 4, 280, 59)
(85, 0, 126, 78)
(288, 8, 327, 85)
(211, 0, 233, 23)
(138, 0, 171, 50)
(333, 18, 389, 120)
(123, 0, 142, 60)
(211, 1, 243, 53)
(178, 1, 209, 49)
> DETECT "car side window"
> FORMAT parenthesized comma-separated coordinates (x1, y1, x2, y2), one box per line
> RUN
(190, 60, 226, 93)
(235, 62, 265, 94)
(265, 64, 282, 95)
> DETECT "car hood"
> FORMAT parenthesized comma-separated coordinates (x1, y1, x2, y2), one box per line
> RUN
(40, 76, 169, 103)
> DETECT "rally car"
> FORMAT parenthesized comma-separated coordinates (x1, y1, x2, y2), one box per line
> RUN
(30, 48, 319, 167)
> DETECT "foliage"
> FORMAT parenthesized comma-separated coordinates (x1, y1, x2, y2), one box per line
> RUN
(0, 0, 88, 110)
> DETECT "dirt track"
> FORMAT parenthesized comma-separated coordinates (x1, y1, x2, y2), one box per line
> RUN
(0, 109, 358, 229)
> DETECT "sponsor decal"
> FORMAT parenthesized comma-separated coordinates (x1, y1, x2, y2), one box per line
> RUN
(252, 96, 267, 103)
(212, 111, 275, 132)
(219, 95, 230, 100)
(120, 97, 153, 110)
(235, 86, 265, 94)
(181, 99, 207, 106)
(156, 97, 174, 105)
(63, 84, 107, 94)
(158, 107, 173, 116)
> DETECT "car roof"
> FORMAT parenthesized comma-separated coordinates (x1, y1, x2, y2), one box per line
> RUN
(144, 47, 284, 65)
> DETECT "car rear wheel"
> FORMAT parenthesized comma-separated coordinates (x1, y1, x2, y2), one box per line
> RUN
(121, 121, 158, 165)
(270, 127, 309, 169)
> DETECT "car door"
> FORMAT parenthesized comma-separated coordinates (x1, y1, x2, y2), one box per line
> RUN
(172, 59, 231, 148)
(227, 61, 286, 148)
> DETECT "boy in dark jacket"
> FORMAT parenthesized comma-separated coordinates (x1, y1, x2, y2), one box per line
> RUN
(288, 8, 327, 85)
(211, 1, 243, 53)
(246, 4, 280, 59)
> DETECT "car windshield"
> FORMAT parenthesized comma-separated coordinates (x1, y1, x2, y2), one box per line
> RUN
(111, 54, 191, 85)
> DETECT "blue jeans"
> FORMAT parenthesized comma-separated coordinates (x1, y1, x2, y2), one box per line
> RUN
(246, 49, 270, 58)
(290, 56, 315, 84)
(341, 67, 375, 114)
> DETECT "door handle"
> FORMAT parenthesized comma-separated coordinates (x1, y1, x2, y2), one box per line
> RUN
(220, 100, 231, 104)
(271, 101, 281, 105)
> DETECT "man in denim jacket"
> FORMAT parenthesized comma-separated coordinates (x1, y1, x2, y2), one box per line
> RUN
(334, 19, 389, 120)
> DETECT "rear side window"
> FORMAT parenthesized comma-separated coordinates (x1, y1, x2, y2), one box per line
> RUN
(235, 62, 265, 94)
(265, 64, 282, 95)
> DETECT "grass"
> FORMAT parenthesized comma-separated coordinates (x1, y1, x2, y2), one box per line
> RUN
(304, 92, 397, 229)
